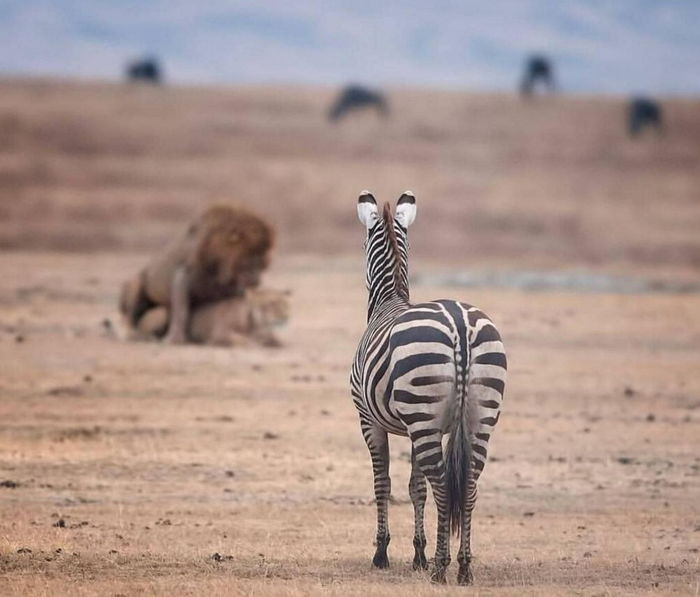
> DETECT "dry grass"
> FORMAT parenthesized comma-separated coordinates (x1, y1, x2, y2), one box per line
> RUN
(0, 80, 699, 276)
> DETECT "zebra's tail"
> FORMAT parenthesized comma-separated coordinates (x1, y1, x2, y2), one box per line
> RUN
(444, 314, 471, 537)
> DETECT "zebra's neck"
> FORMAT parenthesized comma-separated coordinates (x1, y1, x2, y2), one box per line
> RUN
(365, 218, 410, 322)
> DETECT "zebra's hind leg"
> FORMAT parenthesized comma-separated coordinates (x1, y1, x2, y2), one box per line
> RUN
(457, 477, 478, 585)
(412, 431, 451, 583)
(361, 420, 391, 569)
(409, 447, 428, 570)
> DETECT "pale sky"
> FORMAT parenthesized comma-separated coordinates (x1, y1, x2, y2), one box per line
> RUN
(1, 0, 699, 95)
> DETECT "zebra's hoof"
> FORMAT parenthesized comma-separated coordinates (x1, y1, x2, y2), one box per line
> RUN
(430, 567, 447, 584)
(457, 564, 473, 585)
(372, 553, 390, 569)
(412, 551, 428, 570)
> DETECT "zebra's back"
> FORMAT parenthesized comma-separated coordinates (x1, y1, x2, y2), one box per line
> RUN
(354, 299, 506, 461)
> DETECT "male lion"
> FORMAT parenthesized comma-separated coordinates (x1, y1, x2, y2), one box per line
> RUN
(120, 204, 273, 343)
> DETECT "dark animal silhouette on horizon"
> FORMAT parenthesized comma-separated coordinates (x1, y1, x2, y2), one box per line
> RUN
(328, 85, 389, 122)
(126, 57, 162, 84)
(628, 97, 663, 137)
(520, 55, 555, 98)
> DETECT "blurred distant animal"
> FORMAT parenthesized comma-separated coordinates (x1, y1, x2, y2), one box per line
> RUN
(119, 205, 274, 344)
(520, 55, 555, 98)
(329, 85, 389, 122)
(126, 57, 162, 84)
(628, 97, 663, 137)
(131, 288, 290, 347)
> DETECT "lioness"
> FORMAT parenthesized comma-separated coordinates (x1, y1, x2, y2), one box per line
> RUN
(132, 288, 290, 347)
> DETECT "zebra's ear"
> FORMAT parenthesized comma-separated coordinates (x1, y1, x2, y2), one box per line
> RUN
(395, 191, 416, 228)
(357, 190, 379, 228)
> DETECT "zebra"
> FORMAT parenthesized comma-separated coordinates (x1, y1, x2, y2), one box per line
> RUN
(350, 190, 507, 584)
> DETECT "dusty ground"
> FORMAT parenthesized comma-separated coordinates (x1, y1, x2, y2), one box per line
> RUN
(0, 80, 699, 595)
(1, 252, 699, 596)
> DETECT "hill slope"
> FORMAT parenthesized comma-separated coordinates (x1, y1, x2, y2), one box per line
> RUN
(1, 79, 698, 275)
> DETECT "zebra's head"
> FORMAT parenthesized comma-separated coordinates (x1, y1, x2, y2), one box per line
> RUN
(357, 191, 416, 313)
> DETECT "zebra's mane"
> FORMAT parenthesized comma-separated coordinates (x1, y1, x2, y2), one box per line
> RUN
(382, 203, 409, 301)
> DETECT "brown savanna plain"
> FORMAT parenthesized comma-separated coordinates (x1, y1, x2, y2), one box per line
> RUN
(1, 80, 699, 595)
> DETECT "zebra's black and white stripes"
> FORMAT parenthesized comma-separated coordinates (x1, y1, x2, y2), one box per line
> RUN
(351, 191, 506, 584)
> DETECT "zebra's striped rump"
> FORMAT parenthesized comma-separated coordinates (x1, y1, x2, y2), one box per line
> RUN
(387, 300, 505, 535)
